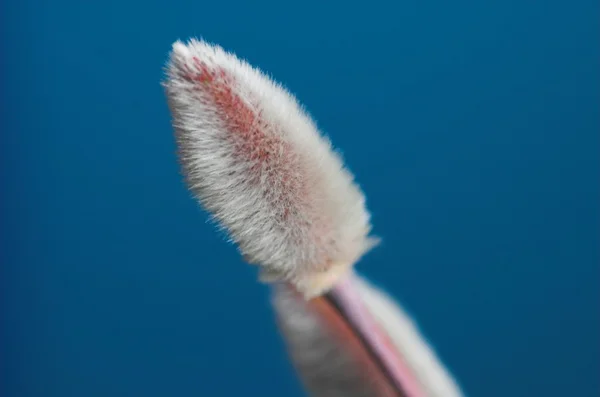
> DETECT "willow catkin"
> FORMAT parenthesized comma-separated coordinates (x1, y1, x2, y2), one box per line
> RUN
(164, 39, 378, 298)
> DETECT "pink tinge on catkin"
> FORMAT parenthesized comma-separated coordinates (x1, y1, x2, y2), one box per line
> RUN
(165, 40, 377, 297)
(179, 57, 309, 225)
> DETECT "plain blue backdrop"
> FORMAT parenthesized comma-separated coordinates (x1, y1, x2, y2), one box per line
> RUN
(1, 0, 598, 396)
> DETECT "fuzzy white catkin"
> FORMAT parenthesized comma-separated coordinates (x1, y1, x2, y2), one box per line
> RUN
(164, 39, 378, 298)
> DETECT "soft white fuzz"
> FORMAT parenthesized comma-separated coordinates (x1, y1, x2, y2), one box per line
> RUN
(164, 39, 377, 298)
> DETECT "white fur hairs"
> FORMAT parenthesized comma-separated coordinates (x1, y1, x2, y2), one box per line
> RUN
(164, 39, 378, 298)
(272, 273, 464, 397)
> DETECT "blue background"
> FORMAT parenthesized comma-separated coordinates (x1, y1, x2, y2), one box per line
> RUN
(1, 0, 598, 396)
